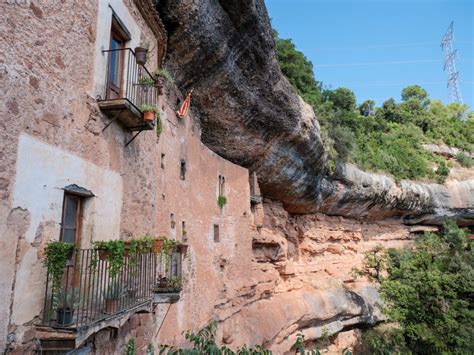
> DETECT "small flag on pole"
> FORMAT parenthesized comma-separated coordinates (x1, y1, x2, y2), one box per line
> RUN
(176, 89, 193, 118)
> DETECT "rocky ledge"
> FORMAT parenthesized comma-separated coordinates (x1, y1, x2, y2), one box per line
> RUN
(157, 0, 473, 224)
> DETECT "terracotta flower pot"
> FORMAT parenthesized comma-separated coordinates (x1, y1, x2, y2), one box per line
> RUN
(98, 249, 109, 261)
(104, 298, 120, 314)
(178, 244, 188, 254)
(143, 111, 155, 122)
(152, 239, 164, 253)
(134, 47, 148, 66)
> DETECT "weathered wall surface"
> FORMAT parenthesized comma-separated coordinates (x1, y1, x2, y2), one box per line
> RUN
(0, 0, 251, 353)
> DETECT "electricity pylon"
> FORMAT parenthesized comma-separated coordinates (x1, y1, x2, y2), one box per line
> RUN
(440, 22, 464, 107)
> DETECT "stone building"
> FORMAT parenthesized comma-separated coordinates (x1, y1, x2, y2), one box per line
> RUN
(1, 1, 254, 353)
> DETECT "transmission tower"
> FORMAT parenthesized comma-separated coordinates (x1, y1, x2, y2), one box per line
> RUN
(440, 21, 464, 105)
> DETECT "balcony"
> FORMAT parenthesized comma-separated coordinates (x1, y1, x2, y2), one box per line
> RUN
(98, 48, 160, 139)
(38, 245, 185, 351)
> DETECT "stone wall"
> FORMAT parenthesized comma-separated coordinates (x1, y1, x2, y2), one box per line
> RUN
(0, 0, 251, 352)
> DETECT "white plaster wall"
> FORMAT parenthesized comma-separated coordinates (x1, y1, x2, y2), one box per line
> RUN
(91, 0, 141, 98)
(10, 133, 123, 325)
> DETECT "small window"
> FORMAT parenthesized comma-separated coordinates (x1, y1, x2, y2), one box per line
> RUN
(170, 213, 175, 229)
(213, 224, 220, 243)
(161, 153, 165, 169)
(218, 175, 225, 196)
(60, 193, 83, 245)
(182, 221, 187, 241)
(180, 160, 186, 180)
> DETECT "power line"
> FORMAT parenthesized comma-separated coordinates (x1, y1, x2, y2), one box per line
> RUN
(315, 59, 442, 67)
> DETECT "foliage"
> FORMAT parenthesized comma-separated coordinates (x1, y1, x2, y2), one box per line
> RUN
(44, 241, 75, 292)
(157, 322, 272, 354)
(147, 343, 154, 355)
(93, 240, 125, 277)
(352, 244, 388, 282)
(126, 338, 136, 355)
(154, 68, 175, 85)
(138, 75, 155, 87)
(359, 326, 408, 355)
(457, 152, 473, 168)
(274, 33, 474, 182)
(359, 222, 474, 353)
(274, 33, 322, 108)
(140, 104, 159, 113)
(57, 288, 80, 310)
(217, 195, 227, 209)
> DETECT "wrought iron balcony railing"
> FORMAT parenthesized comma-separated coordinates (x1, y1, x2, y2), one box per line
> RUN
(100, 48, 159, 112)
(42, 247, 184, 330)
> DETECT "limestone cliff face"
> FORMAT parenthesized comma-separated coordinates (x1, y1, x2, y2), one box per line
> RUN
(215, 201, 412, 352)
(157, 0, 473, 224)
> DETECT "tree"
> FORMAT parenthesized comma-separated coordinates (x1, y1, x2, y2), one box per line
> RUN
(359, 100, 375, 116)
(275, 35, 322, 107)
(324, 87, 356, 111)
(401, 85, 428, 102)
(377, 222, 474, 353)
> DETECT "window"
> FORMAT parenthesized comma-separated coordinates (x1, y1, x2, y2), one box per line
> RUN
(213, 224, 220, 243)
(180, 160, 186, 180)
(182, 221, 187, 241)
(106, 15, 130, 100)
(170, 213, 175, 229)
(218, 175, 225, 196)
(161, 153, 165, 169)
(60, 193, 83, 245)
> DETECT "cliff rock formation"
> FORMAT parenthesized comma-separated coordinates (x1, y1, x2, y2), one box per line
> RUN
(157, 0, 473, 224)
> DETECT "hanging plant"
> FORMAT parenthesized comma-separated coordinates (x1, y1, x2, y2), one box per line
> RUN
(43, 241, 75, 292)
(217, 195, 227, 209)
(162, 239, 180, 272)
(93, 240, 125, 278)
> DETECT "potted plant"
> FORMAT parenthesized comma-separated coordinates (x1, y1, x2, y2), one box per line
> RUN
(134, 46, 148, 66)
(104, 279, 124, 314)
(151, 236, 166, 253)
(168, 277, 182, 292)
(56, 289, 78, 326)
(153, 68, 174, 94)
(138, 75, 155, 91)
(44, 241, 75, 292)
(93, 240, 126, 278)
(140, 104, 159, 122)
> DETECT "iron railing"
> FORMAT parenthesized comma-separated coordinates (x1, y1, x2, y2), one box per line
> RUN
(42, 248, 184, 329)
(100, 48, 159, 111)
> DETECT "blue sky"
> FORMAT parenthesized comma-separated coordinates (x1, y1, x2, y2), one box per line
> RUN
(265, 0, 474, 107)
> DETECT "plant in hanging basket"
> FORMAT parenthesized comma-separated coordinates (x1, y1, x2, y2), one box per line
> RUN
(134, 46, 148, 66)
(93, 240, 126, 278)
(140, 104, 159, 122)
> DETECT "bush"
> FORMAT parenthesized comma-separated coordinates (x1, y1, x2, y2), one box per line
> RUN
(456, 152, 474, 168)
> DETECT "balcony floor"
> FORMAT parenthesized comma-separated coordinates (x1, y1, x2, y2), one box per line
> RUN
(98, 98, 154, 132)
(36, 301, 152, 351)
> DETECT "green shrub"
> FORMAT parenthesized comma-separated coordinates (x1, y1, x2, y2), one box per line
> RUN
(456, 152, 473, 168)
(217, 195, 227, 209)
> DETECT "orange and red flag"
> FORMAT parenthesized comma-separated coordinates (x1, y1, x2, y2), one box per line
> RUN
(176, 89, 193, 118)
